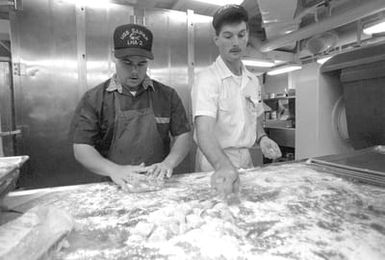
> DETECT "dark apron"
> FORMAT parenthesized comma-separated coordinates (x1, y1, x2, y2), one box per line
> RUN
(107, 91, 167, 166)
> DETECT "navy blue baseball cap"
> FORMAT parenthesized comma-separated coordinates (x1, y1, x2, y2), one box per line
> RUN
(113, 24, 154, 60)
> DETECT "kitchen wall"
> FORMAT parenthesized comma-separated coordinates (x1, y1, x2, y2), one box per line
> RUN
(9, 0, 217, 188)
(0, 61, 11, 156)
(263, 73, 289, 97)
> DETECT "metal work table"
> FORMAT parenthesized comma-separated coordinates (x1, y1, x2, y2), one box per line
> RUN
(1, 162, 385, 259)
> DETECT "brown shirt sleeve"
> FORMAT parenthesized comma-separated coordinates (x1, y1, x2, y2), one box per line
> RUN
(169, 89, 191, 137)
(69, 90, 101, 146)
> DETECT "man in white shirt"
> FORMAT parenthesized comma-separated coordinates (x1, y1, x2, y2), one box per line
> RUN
(191, 5, 281, 198)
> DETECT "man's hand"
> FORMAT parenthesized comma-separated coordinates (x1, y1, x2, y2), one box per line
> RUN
(144, 161, 173, 179)
(109, 163, 147, 191)
(260, 136, 282, 160)
(210, 166, 240, 199)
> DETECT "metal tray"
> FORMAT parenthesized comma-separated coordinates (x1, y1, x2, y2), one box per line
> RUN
(307, 145, 385, 186)
(0, 156, 29, 203)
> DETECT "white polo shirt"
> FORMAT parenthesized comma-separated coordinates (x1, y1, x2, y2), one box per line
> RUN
(192, 56, 264, 150)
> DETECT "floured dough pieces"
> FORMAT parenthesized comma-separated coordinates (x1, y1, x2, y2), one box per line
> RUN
(125, 175, 164, 193)
(128, 199, 238, 246)
(0, 205, 73, 260)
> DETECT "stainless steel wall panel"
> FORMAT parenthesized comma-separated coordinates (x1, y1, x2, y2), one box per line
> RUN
(0, 61, 12, 155)
(85, 5, 134, 90)
(187, 10, 196, 171)
(9, 1, 217, 187)
(10, 0, 101, 187)
(76, 2, 87, 95)
(146, 9, 188, 88)
(84, 7, 109, 90)
(193, 16, 218, 72)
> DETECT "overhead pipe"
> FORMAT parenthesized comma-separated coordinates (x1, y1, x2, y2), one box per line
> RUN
(259, 0, 385, 52)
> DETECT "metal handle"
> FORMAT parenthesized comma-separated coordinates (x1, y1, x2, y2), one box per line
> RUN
(0, 129, 21, 137)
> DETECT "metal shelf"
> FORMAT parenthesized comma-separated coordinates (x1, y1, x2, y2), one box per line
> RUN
(263, 96, 296, 101)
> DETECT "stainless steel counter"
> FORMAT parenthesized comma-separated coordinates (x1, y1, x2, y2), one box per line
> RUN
(2, 163, 385, 259)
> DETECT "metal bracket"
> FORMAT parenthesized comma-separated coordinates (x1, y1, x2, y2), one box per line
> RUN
(12, 62, 26, 76)
(0, 0, 22, 10)
(130, 15, 145, 25)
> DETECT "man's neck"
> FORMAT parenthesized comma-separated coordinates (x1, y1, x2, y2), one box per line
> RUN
(122, 84, 141, 92)
(222, 57, 242, 76)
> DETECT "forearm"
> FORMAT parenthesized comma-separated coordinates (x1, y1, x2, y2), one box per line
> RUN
(195, 116, 234, 170)
(163, 132, 191, 168)
(73, 143, 118, 177)
(256, 115, 267, 142)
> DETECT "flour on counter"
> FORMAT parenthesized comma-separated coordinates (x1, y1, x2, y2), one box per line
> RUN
(13, 163, 385, 260)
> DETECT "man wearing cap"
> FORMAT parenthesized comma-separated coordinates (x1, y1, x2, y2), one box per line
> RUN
(191, 5, 281, 197)
(70, 24, 191, 189)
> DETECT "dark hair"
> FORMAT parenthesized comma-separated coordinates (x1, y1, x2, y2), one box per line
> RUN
(212, 5, 249, 35)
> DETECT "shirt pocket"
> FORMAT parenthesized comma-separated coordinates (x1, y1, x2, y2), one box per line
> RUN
(155, 117, 170, 124)
(218, 97, 238, 127)
(154, 117, 170, 141)
(154, 116, 170, 132)
(245, 95, 263, 116)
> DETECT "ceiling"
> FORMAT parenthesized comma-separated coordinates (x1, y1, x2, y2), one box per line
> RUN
(121, 0, 385, 60)
(1, 0, 385, 62)
(128, 0, 265, 40)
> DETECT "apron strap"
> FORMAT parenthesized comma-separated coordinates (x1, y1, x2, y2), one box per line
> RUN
(112, 87, 154, 114)
(113, 91, 121, 115)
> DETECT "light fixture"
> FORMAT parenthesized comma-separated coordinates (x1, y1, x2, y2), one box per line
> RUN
(192, 0, 244, 6)
(242, 59, 275, 67)
(363, 20, 385, 35)
(316, 56, 333, 65)
(60, 0, 113, 9)
(267, 64, 302, 76)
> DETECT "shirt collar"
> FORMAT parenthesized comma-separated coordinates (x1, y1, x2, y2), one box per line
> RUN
(106, 74, 154, 94)
(215, 56, 253, 81)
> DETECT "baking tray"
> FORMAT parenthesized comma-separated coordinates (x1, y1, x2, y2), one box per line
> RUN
(0, 156, 29, 203)
(307, 145, 385, 186)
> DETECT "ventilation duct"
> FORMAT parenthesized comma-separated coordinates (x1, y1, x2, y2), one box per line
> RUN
(259, 0, 385, 52)
(257, 0, 299, 51)
(306, 31, 338, 54)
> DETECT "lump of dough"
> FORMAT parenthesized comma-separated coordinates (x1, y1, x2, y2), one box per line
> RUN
(186, 214, 204, 229)
(148, 226, 170, 242)
(212, 202, 227, 211)
(131, 222, 155, 237)
(162, 219, 180, 236)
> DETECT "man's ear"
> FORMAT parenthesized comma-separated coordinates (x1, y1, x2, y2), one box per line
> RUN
(213, 35, 219, 47)
(245, 29, 250, 42)
(111, 51, 117, 62)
